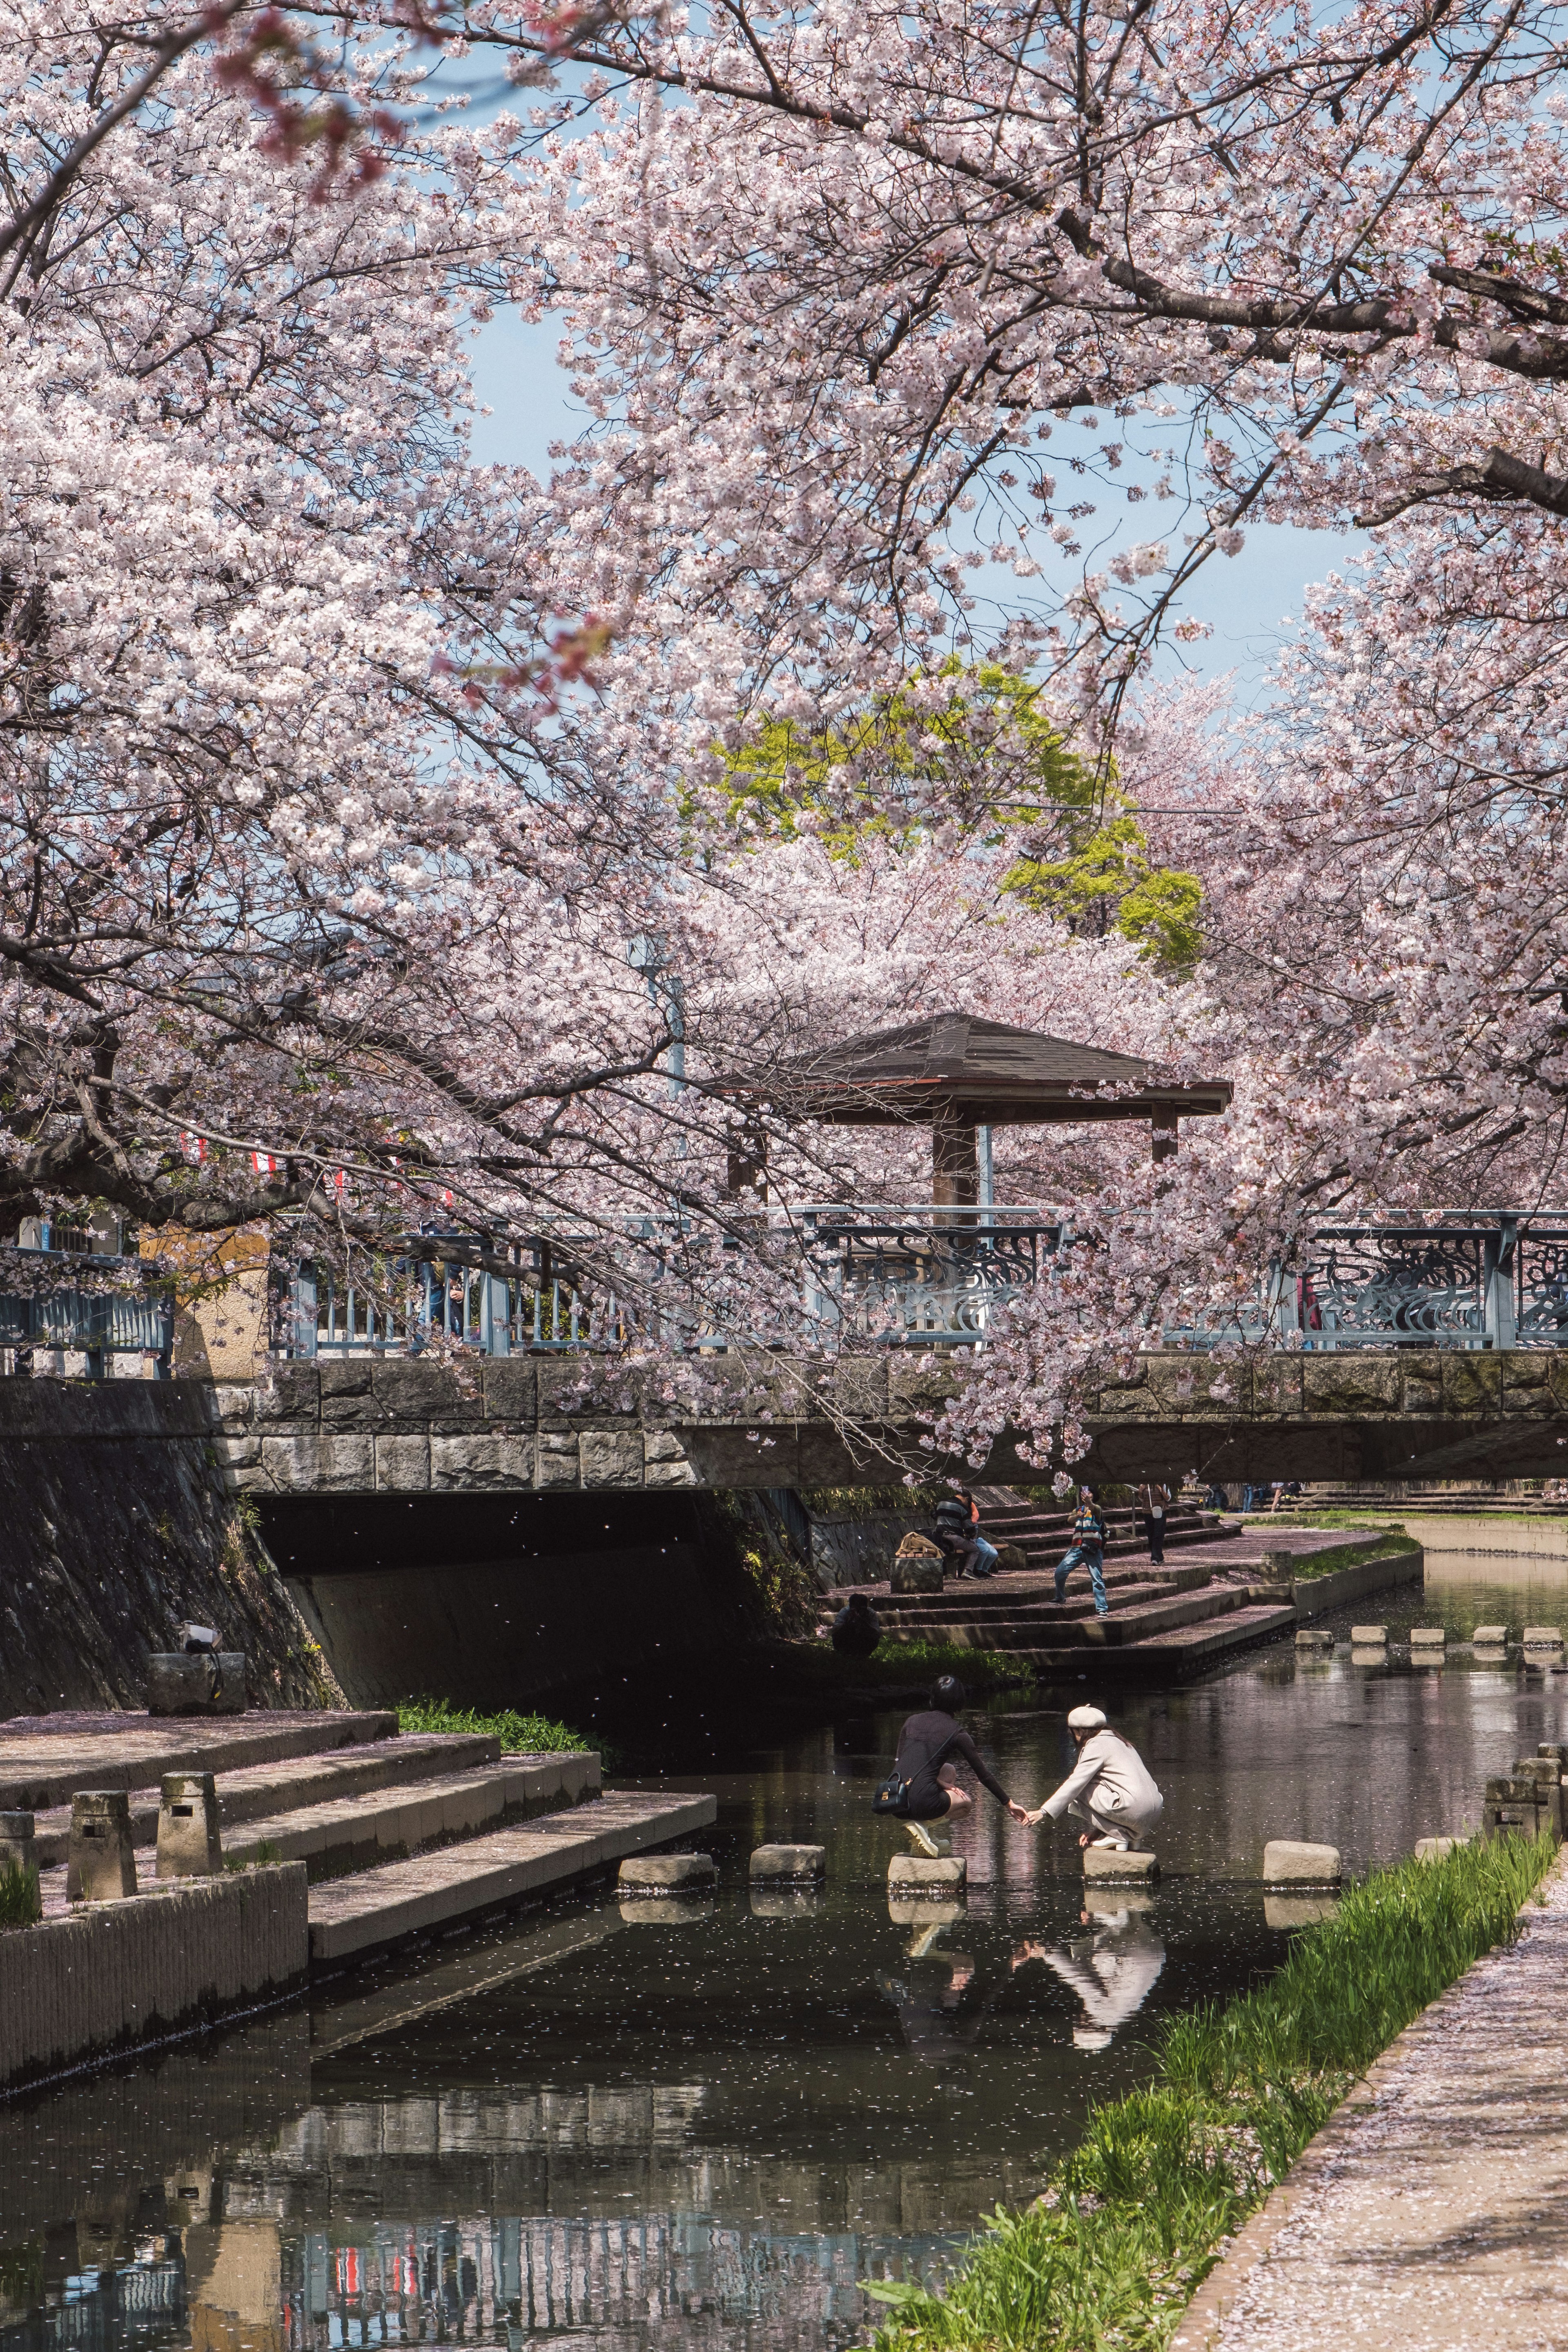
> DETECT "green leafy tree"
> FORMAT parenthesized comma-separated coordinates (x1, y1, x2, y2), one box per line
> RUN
(720, 665, 1202, 969)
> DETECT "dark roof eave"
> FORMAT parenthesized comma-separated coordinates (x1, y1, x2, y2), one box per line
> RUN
(802, 1081, 1232, 1125)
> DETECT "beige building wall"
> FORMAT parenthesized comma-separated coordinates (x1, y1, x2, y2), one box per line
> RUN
(141, 1225, 271, 1378)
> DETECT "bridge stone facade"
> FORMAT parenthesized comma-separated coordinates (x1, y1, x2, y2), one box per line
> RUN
(4, 1345, 1568, 1496)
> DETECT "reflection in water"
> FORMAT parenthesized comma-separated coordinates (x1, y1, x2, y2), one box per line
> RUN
(1022, 1899, 1166, 2053)
(5, 1545, 1568, 2352)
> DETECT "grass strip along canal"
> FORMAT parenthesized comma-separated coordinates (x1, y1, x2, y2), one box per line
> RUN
(869, 1832, 1557, 2352)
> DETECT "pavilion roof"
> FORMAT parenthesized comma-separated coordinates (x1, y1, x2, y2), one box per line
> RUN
(784, 1011, 1232, 1125)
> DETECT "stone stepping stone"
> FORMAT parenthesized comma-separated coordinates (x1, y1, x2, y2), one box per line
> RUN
(749, 1843, 825, 1880)
(887, 1853, 966, 1894)
(617, 1851, 715, 1892)
(1263, 1838, 1341, 1883)
(1082, 1847, 1158, 1883)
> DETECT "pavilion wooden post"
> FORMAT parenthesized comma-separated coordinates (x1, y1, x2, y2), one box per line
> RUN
(932, 1105, 979, 1218)
(1152, 1111, 1179, 1165)
(726, 1124, 768, 1203)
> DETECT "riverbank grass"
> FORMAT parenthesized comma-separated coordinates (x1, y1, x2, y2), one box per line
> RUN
(0, 1858, 41, 1928)
(396, 1699, 595, 1753)
(787, 1636, 1024, 1693)
(871, 1831, 1556, 2352)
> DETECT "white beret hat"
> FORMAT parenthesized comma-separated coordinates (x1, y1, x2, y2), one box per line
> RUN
(1067, 1705, 1108, 1730)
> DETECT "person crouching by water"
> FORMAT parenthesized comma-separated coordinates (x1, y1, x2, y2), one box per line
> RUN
(831, 1590, 882, 1657)
(879, 1676, 1030, 1855)
(1055, 1486, 1109, 1617)
(1027, 1705, 1164, 1851)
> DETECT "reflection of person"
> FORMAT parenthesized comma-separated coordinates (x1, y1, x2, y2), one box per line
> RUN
(1027, 1706, 1164, 1850)
(878, 1949, 998, 2059)
(1013, 1906, 1166, 2050)
(889, 1675, 1030, 1857)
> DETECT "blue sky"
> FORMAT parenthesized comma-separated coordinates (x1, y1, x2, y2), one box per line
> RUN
(470, 305, 1367, 707)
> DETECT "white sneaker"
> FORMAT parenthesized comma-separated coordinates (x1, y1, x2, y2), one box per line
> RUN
(904, 1822, 942, 1858)
(1091, 1835, 1129, 1851)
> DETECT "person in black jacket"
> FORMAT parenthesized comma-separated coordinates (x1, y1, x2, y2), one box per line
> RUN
(889, 1676, 1030, 1855)
(831, 1591, 882, 1656)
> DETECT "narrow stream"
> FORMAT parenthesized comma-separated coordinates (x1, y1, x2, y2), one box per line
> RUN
(4, 1545, 1566, 2352)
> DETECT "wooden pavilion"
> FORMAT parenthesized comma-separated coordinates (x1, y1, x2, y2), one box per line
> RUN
(775, 1011, 1232, 1206)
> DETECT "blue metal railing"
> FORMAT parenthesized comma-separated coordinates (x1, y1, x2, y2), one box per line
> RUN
(0, 1248, 174, 1375)
(13, 1210, 1568, 1374)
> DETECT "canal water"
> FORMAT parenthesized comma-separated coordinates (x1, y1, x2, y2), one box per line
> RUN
(5, 1543, 1568, 2352)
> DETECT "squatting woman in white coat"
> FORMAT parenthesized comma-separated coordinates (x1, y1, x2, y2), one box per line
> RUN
(1027, 1705, 1165, 1850)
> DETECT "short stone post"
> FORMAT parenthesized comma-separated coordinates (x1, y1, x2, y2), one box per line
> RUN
(1511, 1760, 1564, 1838)
(1483, 1776, 1548, 1840)
(67, 1790, 137, 1902)
(0, 1811, 35, 1875)
(156, 1773, 222, 1879)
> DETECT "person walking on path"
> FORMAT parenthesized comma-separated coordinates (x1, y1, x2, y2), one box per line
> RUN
(1055, 1486, 1110, 1616)
(933, 1486, 1000, 1579)
(1138, 1480, 1169, 1566)
(881, 1676, 1029, 1856)
(1027, 1705, 1164, 1850)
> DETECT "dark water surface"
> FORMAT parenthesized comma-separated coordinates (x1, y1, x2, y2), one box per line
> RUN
(6, 1544, 1568, 2352)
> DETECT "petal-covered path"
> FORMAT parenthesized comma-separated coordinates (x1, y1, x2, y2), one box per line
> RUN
(1176, 1856, 1568, 2352)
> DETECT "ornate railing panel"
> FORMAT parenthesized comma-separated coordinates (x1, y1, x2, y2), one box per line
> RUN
(1278, 1227, 1492, 1347)
(800, 1211, 1061, 1343)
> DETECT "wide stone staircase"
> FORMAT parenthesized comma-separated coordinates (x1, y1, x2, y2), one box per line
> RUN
(981, 1494, 1234, 1565)
(879, 1496, 1296, 1676)
(0, 1708, 713, 1969)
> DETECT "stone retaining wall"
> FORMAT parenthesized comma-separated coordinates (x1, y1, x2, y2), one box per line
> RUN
(0, 1862, 307, 2091)
(1287, 1544, 1425, 1623)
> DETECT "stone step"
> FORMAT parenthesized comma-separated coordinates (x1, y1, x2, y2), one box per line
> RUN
(0, 1708, 402, 1813)
(306, 1790, 719, 1965)
(980, 1503, 1223, 1535)
(219, 1754, 601, 1882)
(878, 1582, 1214, 1647)
(29, 1732, 506, 1866)
(987, 1521, 1236, 1560)
(1002, 1601, 1298, 1675)
(1009, 1583, 1262, 1650)
(876, 1563, 1216, 1621)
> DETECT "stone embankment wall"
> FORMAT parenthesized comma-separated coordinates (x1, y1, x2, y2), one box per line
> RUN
(0, 1862, 307, 2092)
(0, 1385, 337, 1720)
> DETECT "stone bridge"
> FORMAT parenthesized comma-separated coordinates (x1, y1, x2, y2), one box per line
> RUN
(6, 1347, 1568, 1496)
(6, 1346, 1567, 1716)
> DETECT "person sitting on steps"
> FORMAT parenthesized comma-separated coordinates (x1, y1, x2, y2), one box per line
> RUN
(1027, 1705, 1165, 1851)
(1054, 1485, 1110, 1617)
(887, 1675, 1030, 1856)
(933, 1486, 1000, 1579)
